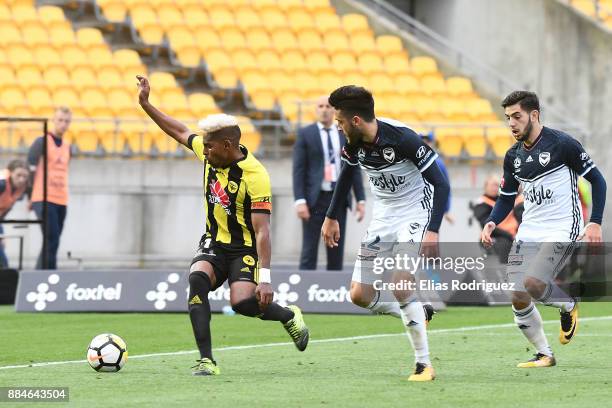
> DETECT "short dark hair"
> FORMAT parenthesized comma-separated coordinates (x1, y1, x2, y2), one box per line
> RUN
(328, 85, 375, 122)
(7, 159, 28, 173)
(501, 91, 540, 113)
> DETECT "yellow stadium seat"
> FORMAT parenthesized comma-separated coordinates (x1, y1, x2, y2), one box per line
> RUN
(219, 27, 247, 51)
(156, 4, 184, 30)
(52, 88, 84, 116)
(412, 96, 442, 122)
(331, 52, 358, 74)
(81, 88, 113, 117)
(26, 88, 55, 116)
(167, 26, 195, 49)
(130, 8, 157, 26)
(182, 6, 209, 29)
(315, 13, 343, 35)
(439, 98, 465, 122)
(296, 28, 324, 52)
(446, 76, 475, 98)
(97, 67, 125, 91)
(271, 28, 298, 52)
(11, 4, 38, 24)
(376, 35, 404, 57)
(293, 72, 322, 97)
(304, 51, 333, 74)
(304, 0, 334, 14)
(76, 28, 108, 54)
(0, 87, 28, 115)
(95, 121, 120, 154)
(113, 49, 143, 71)
(318, 72, 343, 93)
(434, 127, 463, 157)
(384, 54, 411, 75)
(208, 8, 235, 30)
(411, 56, 439, 78)
(343, 72, 369, 89)
(1, 24, 21, 46)
(71, 66, 99, 92)
(324, 31, 350, 52)
(350, 33, 377, 53)
(250, 90, 277, 110)
(43, 66, 72, 91)
(467, 98, 498, 122)
(195, 30, 222, 53)
(260, 9, 289, 30)
(270, 72, 298, 96)
(148, 72, 178, 91)
(21, 22, 49, 47)
(394, 73, 421, 96)
(97, 0, 127, 22)
(280, 50, 307, 73)
(369, 73, 395, 96)
(213, 69, 238, 88)
(358, 53, 385, 74)
(138, 23, 165, 44)
(256, 50, 282, 72)
(88, 48, 116, 72)
(49, 22, 76, 46)
(33, 46, 62, 69)
(231, 49, 259, 75)
(16, 66, 44, 88)
(6, 44, 35, 70)
(381, 95, 413, 116)
(245, 28, 273, 52)
(235, 7, 263, 30)
(241, 71, 269, 93)
(277, 0, 304, 13)
(175, 46, 201, 67)
(238, 126, 261, 153)
(37, 5, 65, 27)
(341, 13, 370, 35)
(249, 0, 277, 10)
(188, 93, 219, 118)
(60, 45, 89, 69)
(0, 4, 10, 21)
(161, 90, 192, 118)
(288, 9, 315, 31)
(71, 120, 101, 153)
(204, 49, 233, 70)
(421, 76, 447, 96)
(572, 0, 597, 17)
(459, 127, 487, 157)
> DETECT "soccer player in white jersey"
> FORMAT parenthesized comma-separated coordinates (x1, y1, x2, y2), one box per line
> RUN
(321, 86, 450, 381)
(481, 91, 606, 368)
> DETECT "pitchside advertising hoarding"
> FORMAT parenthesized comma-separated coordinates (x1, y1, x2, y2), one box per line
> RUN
(14, 243, 611, 313)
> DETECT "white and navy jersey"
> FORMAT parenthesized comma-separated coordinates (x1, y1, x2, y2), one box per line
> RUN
(500, 127, 594, 242)
(341, 118, 438, 217)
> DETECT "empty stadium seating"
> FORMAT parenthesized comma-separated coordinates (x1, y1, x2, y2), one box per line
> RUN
(0, 1, 263, 156)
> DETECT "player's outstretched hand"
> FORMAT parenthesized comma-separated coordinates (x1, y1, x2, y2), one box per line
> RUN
(355, 201, 366, 222)
(421, 231, 439, 258)
(255, 282, 274, 308)
(481, 221, 496, 248)
(579, 222, 602, 243)
(321, 217, 340, 248)
(136, 75, 150, 104)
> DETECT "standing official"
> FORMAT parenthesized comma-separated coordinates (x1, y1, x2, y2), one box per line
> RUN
(293, 96, 366, 270)
(28, 106, 72, 269)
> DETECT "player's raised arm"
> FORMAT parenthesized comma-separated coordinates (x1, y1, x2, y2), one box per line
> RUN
(136, 75, 191, 146)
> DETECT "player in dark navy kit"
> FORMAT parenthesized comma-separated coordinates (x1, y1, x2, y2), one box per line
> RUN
(481, 91, 606, 368)
(321, 86, 450, 381)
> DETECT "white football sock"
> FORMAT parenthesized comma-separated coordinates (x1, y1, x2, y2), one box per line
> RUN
(366, 291, 401, 318)
(513, 303, 553, 357)
(537, 283, 575, 312)
(399, 298, 430, 365)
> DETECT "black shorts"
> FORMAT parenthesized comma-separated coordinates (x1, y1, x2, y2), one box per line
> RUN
(190, 236, 259, 289)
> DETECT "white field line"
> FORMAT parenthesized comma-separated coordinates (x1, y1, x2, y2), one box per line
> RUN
(1, 315, 611, 371)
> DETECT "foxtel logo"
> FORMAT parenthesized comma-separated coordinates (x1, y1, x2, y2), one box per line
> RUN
(66, 283, 122, 301)
(307, 284, 351, 303)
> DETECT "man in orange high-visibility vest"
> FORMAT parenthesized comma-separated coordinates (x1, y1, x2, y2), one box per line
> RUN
(28, 106, 72, 269)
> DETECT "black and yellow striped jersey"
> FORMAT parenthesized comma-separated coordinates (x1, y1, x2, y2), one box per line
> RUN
(188, 134, 272, 249)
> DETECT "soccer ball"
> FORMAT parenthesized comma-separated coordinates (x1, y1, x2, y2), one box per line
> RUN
(87, 333, 128, 372)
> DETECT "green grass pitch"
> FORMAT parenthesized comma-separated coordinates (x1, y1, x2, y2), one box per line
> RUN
(1, 303, 612, 407)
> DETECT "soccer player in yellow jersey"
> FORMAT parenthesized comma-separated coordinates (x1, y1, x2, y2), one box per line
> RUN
(137, 75, 309, 376)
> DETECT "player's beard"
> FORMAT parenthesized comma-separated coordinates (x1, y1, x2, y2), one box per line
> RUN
(344, 125, 363, 147)
(516, 118, 532, 142)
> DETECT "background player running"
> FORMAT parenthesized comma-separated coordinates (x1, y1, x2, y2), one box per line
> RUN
(481, 91, 606, 368)
(321, 86, 450, 381)
(137, 75, 309, 376)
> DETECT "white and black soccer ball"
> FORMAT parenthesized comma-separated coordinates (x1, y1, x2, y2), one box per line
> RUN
(87, 333, 128, 372)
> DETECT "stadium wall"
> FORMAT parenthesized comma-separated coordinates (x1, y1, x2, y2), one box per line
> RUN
(1, 158, 492, 269)
(411, 0, 612, 234)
